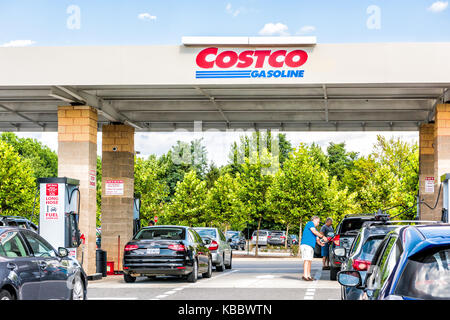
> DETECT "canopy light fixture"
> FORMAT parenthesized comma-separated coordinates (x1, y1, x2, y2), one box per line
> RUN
(182, 36, 317, 47)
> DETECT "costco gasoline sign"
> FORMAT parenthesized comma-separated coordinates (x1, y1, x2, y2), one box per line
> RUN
(195, 47, 309, 79)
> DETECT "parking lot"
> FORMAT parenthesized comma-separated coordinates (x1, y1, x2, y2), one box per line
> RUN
(87, 258, 340, 300)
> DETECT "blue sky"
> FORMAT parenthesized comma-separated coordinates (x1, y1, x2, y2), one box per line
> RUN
(1, 1, 448, 164)
(1, 0, 449, 46)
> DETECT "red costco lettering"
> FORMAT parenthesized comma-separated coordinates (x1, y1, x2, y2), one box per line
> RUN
(196, 47, 308, 69)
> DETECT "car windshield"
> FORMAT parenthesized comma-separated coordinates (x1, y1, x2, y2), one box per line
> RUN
(340, 219, 369, 234)
(134, 228, 185, 240)
(271, 232, 283, 236)
(195, 229, 217, 239)
(226, 231, 239, 237)
(358, 236, 384, 261)
(394, 247, 450, 299)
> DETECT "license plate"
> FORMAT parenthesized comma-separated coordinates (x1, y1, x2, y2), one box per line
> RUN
(146, 248, 160, 255)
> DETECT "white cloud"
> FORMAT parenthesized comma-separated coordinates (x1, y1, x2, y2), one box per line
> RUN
(258, 23, 290, 36)
(1, 40, 36, 47)
(428, 1, 448, 12)
(226, 3, 241, 17)
(297, 25, 316, 35)
(138, 13, 157, 21)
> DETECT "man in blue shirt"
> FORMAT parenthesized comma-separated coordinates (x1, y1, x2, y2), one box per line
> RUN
(300, 216, 328, 281)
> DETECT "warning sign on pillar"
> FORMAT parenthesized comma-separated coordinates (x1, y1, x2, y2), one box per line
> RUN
(425, 177, 435, 193)
(105, 180, 124, 196)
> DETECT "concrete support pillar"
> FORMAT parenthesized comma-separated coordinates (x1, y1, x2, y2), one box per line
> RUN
(57, 106, 98, 275)
(419, 123, 436, 220)
(431, 104, 450, 220)
(101, 124, 135, 272)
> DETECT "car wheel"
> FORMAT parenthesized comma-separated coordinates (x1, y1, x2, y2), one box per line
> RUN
(124, 273, 136, 283)
(202, 258, 212, 278)
(187, 259, 198, 283)
(225, 252, 232, 270)
(70, 276, 85, 300)
(0, 289, 13, 300)
(215, 255, 225, 272)
(330, 267, 338, 281)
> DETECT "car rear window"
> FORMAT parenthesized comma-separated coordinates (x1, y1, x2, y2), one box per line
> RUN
(271, 232, 283, 236)
(358, 236, 384, 261)
(195, 229, 217, 239)
(252, 231, 268, 236)
(340, 219, 371, 234)
(134, 228, 185, 240)
(395, 247, 450, 299)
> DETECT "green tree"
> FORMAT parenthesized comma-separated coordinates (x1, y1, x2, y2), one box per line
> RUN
(0, 140, 36, 219)
(0, 132, 58, 179)
(205, 163, 221, 189)
(267, 144, 331, 255)
(206, 173, 245, 231)
(134, 155, 169, 225)
(237, 148, 278, 256)
(327, 142, 357, 180)
(164, 170, 208, 226)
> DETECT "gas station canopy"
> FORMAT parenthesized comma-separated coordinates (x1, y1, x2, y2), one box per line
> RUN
(0, 40, 449, 132)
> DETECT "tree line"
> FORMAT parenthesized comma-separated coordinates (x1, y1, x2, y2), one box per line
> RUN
(0, 131, 419, 254)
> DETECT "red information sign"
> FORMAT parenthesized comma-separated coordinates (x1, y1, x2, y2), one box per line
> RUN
(46, 184, 58, 196)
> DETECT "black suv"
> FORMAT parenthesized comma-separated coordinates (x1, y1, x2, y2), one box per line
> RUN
(0, 216, 38, 232)
(329, 213, 388, 280)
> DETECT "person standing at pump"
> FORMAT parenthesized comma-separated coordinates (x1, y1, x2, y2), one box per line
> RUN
(300, 216, 328, 281)
(320, 217, 334, 270)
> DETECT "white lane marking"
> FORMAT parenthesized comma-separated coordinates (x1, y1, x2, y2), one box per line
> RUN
(155, 295, 168, 298)
(302, 268, 322, 300)
(164, 291, 176, 295)
(173, 288, 184, 291)
(256, 275, 276, 279)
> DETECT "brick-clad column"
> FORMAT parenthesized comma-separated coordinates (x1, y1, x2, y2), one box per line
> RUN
(431, 104, 450, 221)
(419, 123, 436, 220)
(101, 124, 135, 272)
(58, 106, 98, 275)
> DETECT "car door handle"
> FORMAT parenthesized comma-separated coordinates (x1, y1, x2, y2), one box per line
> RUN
(6, 262, 17, 270)
(39, 261, 47, 270)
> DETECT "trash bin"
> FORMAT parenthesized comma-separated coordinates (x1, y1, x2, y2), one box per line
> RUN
(96, 249, 107, 277)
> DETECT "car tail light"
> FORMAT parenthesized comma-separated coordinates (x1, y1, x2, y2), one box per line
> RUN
(177, 266, 186, 270)
(251, 236, 254, 241)
(280, 236, 286, 239)
(332, 235, 340, 247)
(208, 240, 219, 251)
(352, 259, 371, 271)
(124, 244, 138, 251)
(168, 244, 186, 251)
(268, 236, 271, 238)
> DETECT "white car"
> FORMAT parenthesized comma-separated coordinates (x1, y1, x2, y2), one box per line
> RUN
(251, 230, 270, 247)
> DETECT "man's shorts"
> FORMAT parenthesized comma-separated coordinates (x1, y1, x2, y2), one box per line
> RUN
(300, 244, 314, 261)
(321, 243, 330, 258)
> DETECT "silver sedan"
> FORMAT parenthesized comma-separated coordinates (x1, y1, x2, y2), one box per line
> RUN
(193, 227, 232, 272)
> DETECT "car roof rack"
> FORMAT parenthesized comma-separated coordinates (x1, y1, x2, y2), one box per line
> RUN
(363, 220, 442, 228)
(0, 215, 28, 220)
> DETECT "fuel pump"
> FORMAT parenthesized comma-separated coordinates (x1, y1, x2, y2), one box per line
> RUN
(441, 174, 450, 223)
(133, 196, 141, 236)
(37, 177, 82, 259)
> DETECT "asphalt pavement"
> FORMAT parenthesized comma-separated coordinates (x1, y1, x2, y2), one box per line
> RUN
(87, 258, 341, 300)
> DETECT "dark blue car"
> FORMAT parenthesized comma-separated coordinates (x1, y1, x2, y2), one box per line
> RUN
(338, 224, 450, 300)
(0, 226, 88, 300)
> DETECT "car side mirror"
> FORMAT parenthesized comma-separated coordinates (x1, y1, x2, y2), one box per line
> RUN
(227, 238, 232, 243)
(203, 238, 212, 245)
(337, 271, 362, 287)
(334, 247, 346, 257)
(58, 247, 69, 257)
